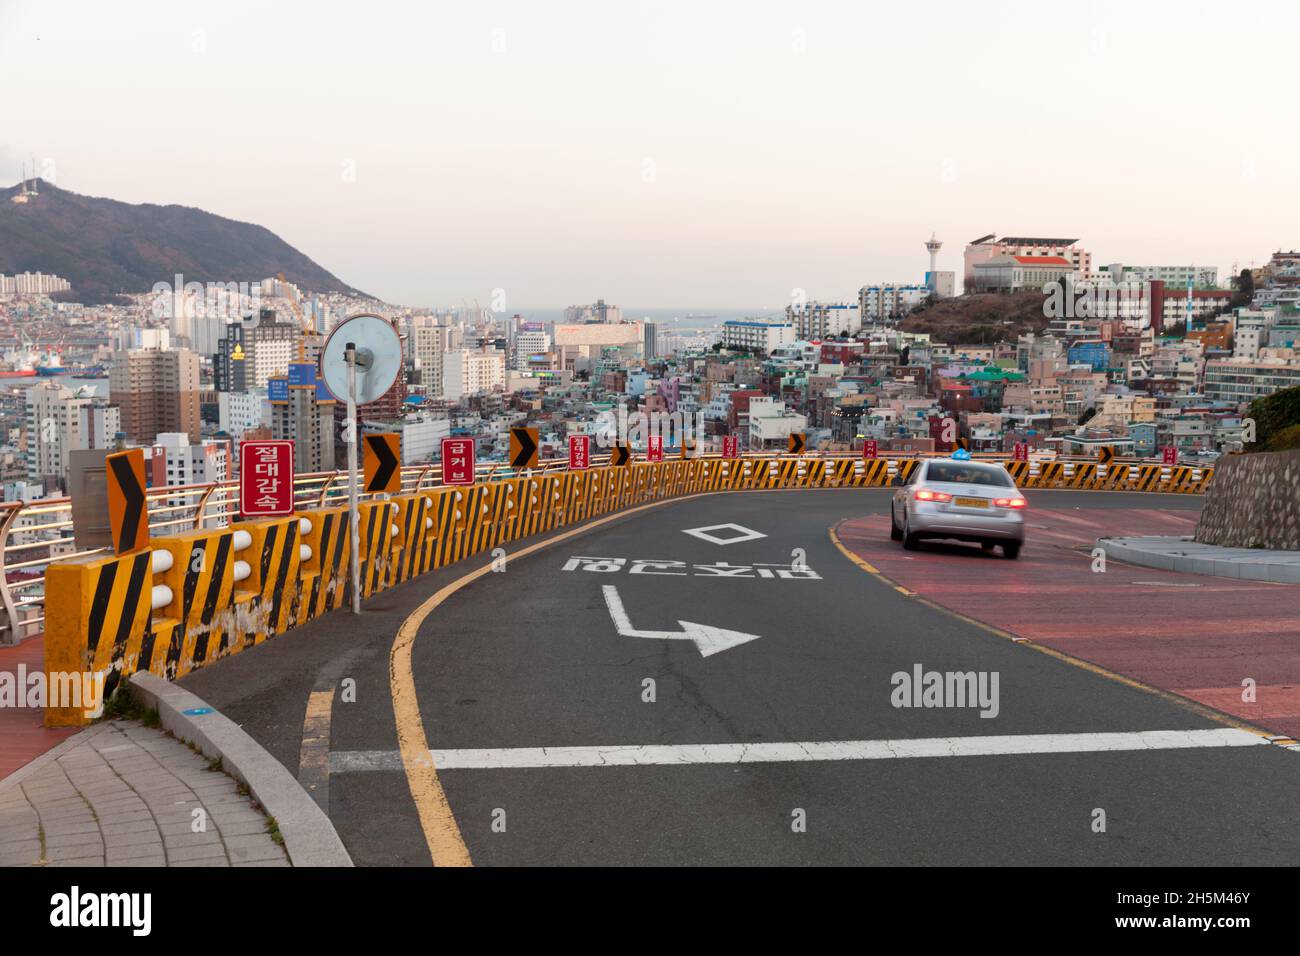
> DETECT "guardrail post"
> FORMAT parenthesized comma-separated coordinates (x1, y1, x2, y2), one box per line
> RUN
(44, 549, 153, 726)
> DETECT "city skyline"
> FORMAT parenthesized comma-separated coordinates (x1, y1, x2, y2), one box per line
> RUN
(3, 0, 1297, 308)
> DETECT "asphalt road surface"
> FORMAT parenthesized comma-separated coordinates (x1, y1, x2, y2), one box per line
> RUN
(181, 488, 1300, 866)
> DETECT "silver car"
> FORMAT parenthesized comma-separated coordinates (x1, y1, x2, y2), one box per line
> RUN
(890, 458, 1027, 559)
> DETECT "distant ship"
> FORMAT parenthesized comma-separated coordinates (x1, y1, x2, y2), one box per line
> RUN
(35, 350, 66, 376)
(0, 348, 37, 378)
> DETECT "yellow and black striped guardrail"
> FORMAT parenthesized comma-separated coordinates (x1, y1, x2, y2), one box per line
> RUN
(42, 452, 1213, 724)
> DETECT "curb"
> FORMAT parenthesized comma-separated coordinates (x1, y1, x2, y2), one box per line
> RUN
(1098, 536, 1300, 584)
(128, 671, 353, 867)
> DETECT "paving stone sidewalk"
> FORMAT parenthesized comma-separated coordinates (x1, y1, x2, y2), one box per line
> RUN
(0, 719, 290, 867)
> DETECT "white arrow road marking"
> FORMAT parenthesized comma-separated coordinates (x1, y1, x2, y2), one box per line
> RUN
(602, 584, 760, 657)
(329, 728, 1275, 773)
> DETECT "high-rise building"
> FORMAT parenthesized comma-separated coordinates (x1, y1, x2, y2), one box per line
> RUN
(109, 347, 201, 444)
(269, 363, 337, 474)
(409, 324, 450, 396)
(643, 322, 658, 361)
(24, 382, 120, 486)
(513, 329, 551, 371)
(442, 348, 506, 401)
(243, 310, 298, 388)
(214, 322, 248, 392)
(215, 309, 299, 391)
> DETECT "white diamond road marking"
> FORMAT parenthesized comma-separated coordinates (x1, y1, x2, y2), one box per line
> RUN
(682, 523, 767, 546)
(329, 728, 1274, 773)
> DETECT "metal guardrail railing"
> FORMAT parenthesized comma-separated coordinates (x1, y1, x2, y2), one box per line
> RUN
(0, 449, 1207, 644)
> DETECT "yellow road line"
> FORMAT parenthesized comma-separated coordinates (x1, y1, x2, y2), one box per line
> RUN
(827, 521, 1279, 741)
(390, 492, 712, 867)
(297, 689, 335, 808)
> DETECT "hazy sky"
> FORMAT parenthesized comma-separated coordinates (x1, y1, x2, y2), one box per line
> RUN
(3, 0, 1297, 310)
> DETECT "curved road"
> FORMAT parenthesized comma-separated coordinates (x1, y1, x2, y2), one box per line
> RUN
(181, 488, 1300, 866)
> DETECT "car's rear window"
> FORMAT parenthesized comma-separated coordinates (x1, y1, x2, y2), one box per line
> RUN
(925, 463, 1015, 487)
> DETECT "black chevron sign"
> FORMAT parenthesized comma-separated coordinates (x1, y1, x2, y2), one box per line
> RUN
(106, 448, 148, 555)
(610, 444, 631, 467)
(787, 432, 806, 455)
(510, 427, 539, 469)
(363, 433, 401, 493)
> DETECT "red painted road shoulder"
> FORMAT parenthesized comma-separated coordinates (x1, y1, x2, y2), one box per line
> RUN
(0, 637, 79, 781)
(837, 507, 1300, 739)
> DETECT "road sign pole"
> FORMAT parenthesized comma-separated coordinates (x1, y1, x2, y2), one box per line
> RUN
(346, 344, 362, 615)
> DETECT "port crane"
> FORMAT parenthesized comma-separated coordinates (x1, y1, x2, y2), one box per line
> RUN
(276, 272, 318, 361)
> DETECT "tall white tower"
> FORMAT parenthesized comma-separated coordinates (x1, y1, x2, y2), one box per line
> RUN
(925, 232, 942, 277)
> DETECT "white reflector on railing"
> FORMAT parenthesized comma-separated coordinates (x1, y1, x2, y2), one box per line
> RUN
(232, 560, 251, 583)
(298, 518, 312, 535)
(232, 530, 252, 551)
(150, 549, 173, 575)
(151, 584, 173, 611)
(299, 544, 312, 562)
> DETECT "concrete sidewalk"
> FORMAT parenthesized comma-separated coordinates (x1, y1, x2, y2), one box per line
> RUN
(0, 719, 289, 867)
(1099, 536, 1300, 584)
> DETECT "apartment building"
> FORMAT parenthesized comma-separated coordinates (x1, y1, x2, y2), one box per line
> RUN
(109, 347, 201, 443)
(152, 432, 229, 487)
(858, 285, 929, 322)
(786, 302, 862, 339)
(0, 272, 71, 296)
(1097, 264, 1219, 289)
(442, 348, 507, 401)
(721, 319, 796, 353)
(24, 382, 121, 486)
(1203, 350, 1300, 403)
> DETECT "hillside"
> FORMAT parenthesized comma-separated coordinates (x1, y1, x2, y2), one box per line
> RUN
(898, 291, 1051, 345)
(0, 179, 366, 304)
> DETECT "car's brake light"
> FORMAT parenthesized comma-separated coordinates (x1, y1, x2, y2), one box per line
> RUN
(994, 497, 1027, 509)
(914, 488, 953, 502)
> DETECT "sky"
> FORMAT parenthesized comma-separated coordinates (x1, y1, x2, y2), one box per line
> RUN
(2, 0, 1298, 310)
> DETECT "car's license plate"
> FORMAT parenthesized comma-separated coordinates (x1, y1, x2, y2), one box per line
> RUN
(954, 497, 988, 508)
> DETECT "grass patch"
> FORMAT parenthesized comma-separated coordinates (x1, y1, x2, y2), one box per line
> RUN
(102, 687, 143, 720)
